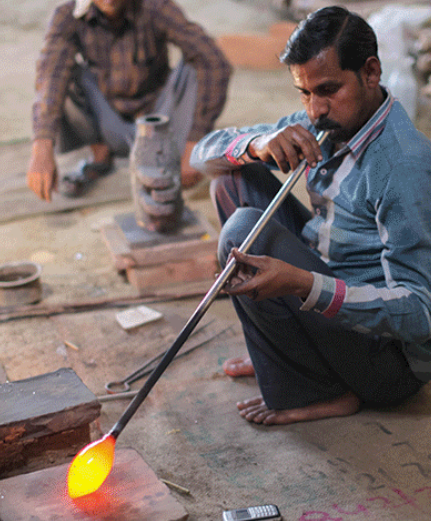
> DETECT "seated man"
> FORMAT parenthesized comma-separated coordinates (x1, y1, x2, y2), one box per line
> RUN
(27, 0, 232, 200)
(191, 6, 431, 426)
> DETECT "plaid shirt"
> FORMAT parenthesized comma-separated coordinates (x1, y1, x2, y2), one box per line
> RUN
(33, 0, 232, 142)
(191, 89, 431, 380)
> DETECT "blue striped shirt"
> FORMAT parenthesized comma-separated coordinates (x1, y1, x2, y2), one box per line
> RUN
(191, 89, 431, 380)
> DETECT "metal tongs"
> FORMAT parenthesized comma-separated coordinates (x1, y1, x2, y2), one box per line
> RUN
(105, 320, 231, 393)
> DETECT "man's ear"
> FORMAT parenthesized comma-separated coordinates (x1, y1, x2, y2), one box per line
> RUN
(362, 56, 381, 88)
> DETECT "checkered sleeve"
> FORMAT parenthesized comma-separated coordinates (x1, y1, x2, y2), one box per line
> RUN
(32, 3, 79, 141)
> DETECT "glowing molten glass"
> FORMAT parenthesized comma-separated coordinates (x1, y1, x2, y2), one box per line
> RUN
(67, 434, 116, 498)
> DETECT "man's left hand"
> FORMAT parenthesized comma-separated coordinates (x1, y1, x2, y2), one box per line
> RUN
(224, 248, 314, 301)
(181, 141, 203, 189)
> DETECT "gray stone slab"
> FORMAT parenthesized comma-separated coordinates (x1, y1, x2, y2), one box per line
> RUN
(0, 367, 100, 434)
(114, 207, 208, 249)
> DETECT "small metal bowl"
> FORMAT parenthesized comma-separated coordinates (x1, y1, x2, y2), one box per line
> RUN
(0, 261, 42, 307)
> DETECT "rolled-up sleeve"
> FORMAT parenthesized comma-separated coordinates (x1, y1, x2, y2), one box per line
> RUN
(191, 114, 308, 176)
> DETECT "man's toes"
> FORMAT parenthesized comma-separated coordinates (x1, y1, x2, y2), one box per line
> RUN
(238, 406, 259, 419)
(262, 413, 277, 425)
(263, 410, 298, 425)
(223, 357, 255, 377)
(237, 396, 264, 410)
(239, 403, 271, 423)
(251, 409, 275, 424)
(242, 410, 262, 422)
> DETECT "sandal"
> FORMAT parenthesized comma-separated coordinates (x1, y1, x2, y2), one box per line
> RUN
(61, 159, 114, 198)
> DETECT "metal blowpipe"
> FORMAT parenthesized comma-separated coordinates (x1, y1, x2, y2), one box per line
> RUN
(66, 130, 329, 499)
(109, 129, 329, 438)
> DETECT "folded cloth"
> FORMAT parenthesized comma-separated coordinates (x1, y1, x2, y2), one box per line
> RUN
(73, 0, 92, 18)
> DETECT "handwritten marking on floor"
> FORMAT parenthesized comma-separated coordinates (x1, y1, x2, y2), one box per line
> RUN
(298, 487, 431, 520)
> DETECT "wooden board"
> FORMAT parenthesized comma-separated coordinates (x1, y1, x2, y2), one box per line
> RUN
(101, 209, 219, 271)
(101, 209, 219, 292)
(126, 253, 219, 291)
(0, 448, 189, 521)
(0, 143, 132, 224)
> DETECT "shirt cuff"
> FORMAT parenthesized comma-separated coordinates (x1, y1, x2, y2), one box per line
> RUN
(300, 272, 346, 318)
(33, 129, 57, 142)
(225, 133, 260, 166)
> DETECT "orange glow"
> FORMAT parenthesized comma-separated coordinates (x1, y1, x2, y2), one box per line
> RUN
(67, 434, 116, 498)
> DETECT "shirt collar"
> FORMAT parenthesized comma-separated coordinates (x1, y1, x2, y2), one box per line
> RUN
(73, 0, 92, 18)
(82, 1, 135, 25)
(334, 86, 394, 160)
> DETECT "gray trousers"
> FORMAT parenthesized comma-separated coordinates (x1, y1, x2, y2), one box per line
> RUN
(57, 60, 197, 157)
(212, 164, 422, 409)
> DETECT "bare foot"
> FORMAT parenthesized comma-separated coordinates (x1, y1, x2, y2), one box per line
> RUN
(237, 392, 361, 425)
(223, 356, 255, 377)
(90, 143, 112, 165)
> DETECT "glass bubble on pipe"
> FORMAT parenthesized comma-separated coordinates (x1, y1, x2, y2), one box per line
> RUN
(67, 434, 116, 498)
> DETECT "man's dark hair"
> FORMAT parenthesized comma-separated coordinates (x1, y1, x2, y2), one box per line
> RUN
(281, 6, 379, 72)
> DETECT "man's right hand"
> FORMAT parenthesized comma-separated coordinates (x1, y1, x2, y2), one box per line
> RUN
(247, 124, 323, 173)
(27, 138, 58, 202)
(224, 248, 314, 301)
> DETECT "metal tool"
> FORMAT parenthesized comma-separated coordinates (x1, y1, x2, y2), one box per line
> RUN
(66, 131, 330, 498)
(105, 320, 229, 393)
(109, 130, 329, 439)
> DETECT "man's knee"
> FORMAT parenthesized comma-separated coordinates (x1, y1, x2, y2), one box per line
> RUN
(217, 207, 263, 265)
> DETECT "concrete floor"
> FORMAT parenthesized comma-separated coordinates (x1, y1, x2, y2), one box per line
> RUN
(3, 1, 431, 520)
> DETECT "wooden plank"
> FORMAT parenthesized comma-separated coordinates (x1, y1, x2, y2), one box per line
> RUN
(102, 220, 218, 269)
(100, 223, 136, 271)
(101, 209, 220, 292)
(0, 448, 189, 521)
(0, 143, 132, 224)
(126, 253, 219, 291)
(0, 284, 219, 323)
(101, 210, 219, 268)
(129, 235, 218, 267)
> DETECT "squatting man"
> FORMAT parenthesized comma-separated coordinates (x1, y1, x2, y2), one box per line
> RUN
(26, 0, 231, 200)
(191, 6, 431, 426)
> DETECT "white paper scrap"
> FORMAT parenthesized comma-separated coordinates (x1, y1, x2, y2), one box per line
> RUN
(116, 305, 163, 330)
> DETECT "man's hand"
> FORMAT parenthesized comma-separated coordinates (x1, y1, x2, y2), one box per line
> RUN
(248, 124, 323, 173)
(27, 139, 58, 201)
(224, 248, 314, 301)
(181, 140, 203, 189)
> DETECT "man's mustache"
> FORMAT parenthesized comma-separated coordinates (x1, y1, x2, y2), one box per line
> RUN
(314, 118, 341, 131)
